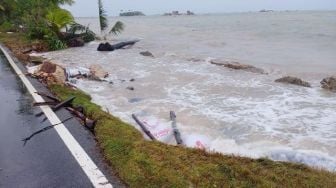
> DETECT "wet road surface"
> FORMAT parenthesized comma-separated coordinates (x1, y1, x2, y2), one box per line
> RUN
(0, 51, 124, 187)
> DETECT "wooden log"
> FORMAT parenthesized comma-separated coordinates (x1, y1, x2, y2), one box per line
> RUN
(66, 107, 96, 131)
(132, 114, 157, 141)
(36, 96, 75, 117)
(170, 111, 183, 145)
(52, 96, 75, 111)
(97, 40, 140, 51)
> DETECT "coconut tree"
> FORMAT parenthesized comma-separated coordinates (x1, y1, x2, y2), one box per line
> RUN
(46, 8, 74, 33)
(98, 0, 124, 39)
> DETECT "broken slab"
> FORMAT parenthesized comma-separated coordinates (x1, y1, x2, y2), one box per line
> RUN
(29, 53, 47, 64)
(89, 64, 109, 80)
(321, 76, 336, 92)
(275, 76, 311, 88)
(210, 59, 266, 74)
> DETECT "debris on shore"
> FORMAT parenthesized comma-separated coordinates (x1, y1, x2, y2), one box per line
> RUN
(320, 76, 336, 91)
(210, 59, 266, 74)
(275, 76, 311, 88)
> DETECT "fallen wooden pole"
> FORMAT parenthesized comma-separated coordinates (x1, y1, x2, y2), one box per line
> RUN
(66, 107, 96, 131)
(132, 114, 156, 141)
(170, 111, 183, 145)
(35, 96, 75, 117)
(52, 96, 75, 111)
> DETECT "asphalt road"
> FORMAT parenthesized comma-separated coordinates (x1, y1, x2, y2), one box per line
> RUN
(0, 51, 124, 187)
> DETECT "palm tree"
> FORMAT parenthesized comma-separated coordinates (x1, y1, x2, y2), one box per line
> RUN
(97, 0, 124, 38)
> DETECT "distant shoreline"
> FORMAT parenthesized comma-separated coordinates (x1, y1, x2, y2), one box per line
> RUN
(73, 9, 336, 18)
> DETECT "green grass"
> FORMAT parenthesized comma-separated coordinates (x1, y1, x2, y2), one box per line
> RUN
(50, 84, 336, 188)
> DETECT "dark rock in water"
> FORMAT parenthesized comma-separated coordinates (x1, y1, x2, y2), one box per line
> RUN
(128, 98, 142, 103)
(126, 86, 135, 91)
(130, 78, 135, 82)
(210, 60, 266, 74)
(321, 76, 336, 91)
(140, 51, 154, 57)
(97, 42, 114, 51)
(275, 76, 311, 88)
(67, 37, 85, 47)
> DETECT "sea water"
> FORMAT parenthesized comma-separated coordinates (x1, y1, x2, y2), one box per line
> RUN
(44, 11, 336, 171)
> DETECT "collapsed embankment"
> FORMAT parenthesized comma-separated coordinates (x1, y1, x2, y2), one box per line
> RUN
(1, 32, 336, 187)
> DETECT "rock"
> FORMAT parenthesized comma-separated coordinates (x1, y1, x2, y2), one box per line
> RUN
(89, 64, 109, 80)
(126, 86, 135, 91)
(52, 65, 66, 84)
(97, 42, 114, 51)
(275, 76, 311, 88)
(31, 62, 66, 84)
(320, 76, 336, 91)
(140, 51, 154, 57)
(130, 78, 135, 82)
(210, 60, 266, 74)
(39, 62, 56, 73)
(67, 37, 85, 47)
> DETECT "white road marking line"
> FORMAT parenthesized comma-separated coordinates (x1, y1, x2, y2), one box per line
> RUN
(0, 45, 113, 188)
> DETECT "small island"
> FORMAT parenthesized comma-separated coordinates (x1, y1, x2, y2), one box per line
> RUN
(259, 9, 274, 13)
(163, 10, 195, 16)
(120, 11, 145, 16)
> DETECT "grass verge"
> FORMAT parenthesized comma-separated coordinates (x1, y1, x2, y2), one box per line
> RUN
(49, 84, 336, 188)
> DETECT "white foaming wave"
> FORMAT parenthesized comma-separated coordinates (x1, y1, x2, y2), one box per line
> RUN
(210, 138, 336, 171)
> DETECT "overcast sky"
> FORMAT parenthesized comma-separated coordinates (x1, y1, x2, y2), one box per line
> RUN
(63, 0, 336, 17)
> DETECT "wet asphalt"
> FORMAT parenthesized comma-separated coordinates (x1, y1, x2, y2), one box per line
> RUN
(0, 50, 125, 187)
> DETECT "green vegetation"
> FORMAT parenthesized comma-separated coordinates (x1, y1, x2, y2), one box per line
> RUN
(50, 84, 336, 188)
(0, 0, 95, 50)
